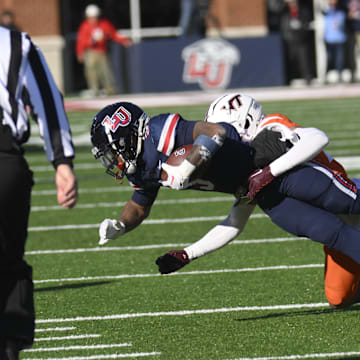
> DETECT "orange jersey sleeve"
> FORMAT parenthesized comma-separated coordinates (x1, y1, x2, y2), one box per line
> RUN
(260, 113, 300, 130)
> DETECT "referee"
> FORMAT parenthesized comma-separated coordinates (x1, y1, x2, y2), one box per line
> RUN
(0, 28, 78, 359)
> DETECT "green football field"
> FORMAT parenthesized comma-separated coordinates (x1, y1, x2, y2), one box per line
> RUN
(22, 97, 360, 360)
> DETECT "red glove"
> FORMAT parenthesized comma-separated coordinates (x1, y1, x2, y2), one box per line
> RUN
(247, 165, 275, 200)
(155, 250, 190, 274)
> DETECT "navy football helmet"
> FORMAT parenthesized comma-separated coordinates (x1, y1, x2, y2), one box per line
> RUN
(90, 102, 150, 180)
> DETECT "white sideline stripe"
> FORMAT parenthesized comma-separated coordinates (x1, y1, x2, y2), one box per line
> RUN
(32, 186, 134, 196)
(25, 237, 307, 255)
(25, 343, 132, 352)
(31, 196, 233, 212)
(36, 302, 329, 324)
(221, 351, 360, 360)
(33, 264, 322, 284)
(22, 352, 161, 360)
(28, 214, 267, 232)
(36, 334, 100, 341)
(35, 327, 76, 332)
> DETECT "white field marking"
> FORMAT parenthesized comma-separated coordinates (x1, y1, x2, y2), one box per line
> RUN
(328, 130, 360, 139)
(35, 327, 76, 332)
(29, 156, 360, 174)
(22, 352, 161, 360)
(33, 264, 322, 284)
(32, 186, 134, 196)
(220, 351, 360, 360)
(31, 163, 101, 172)
(24, 343, 132, 352)
(31, 196, 233, 212)
(36, 302, 329, 324)
(30, 159, 360, 197)
(35, 334, 100, 341)
(28, 214, 267, 232)
(328, 140, 360, 148)
(25, 236, 307, 256)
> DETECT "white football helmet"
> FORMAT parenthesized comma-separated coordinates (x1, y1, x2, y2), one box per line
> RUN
(205, 93, 264, 142)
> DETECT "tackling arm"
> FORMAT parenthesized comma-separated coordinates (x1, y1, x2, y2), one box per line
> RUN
(268, 127, 329, 177)
(247, 126, 329, 199)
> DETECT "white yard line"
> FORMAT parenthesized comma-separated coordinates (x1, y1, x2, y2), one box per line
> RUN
(35, 334, 100, 341)
(35, 302, 329, 324)
(28, 156, 360, 173)
(33, 264, 322, 284)
(31, 196, 233, 212)
(31, 163, 101, 172)
(25, 236, 307, 256)
(22, 353, 161, 360)
(32, 186, 134, 196)
(28, 214, 267, 232)
(24, 343, 132, 352)
(220, 352, 360, 360)
(35, 327, 76, 332)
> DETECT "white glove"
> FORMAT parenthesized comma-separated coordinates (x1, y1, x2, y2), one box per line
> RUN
(99, 219, 125, 245)
(160, 160, 196, 190)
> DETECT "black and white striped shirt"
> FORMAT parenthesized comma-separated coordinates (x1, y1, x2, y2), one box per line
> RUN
(0, 27, 74, 166)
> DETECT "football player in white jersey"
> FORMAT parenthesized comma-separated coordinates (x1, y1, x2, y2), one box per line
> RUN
(200, 93, 360, 308)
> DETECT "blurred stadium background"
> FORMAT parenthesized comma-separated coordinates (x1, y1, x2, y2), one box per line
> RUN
(2, 0, 360, 98)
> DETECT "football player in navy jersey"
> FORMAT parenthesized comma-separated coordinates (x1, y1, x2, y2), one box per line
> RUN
(91, 101, 360, 308)
(90, 101, 255, 238)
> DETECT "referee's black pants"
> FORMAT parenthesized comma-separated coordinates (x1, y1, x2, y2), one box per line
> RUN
(0, 147, 35, 350)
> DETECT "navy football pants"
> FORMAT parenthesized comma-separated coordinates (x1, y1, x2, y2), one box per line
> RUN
(258, 164, 360, 264)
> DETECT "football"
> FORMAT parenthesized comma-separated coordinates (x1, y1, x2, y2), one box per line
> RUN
(161, 144, 193, 181)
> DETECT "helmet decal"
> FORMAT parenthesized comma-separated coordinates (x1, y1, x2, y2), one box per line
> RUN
(90, 102, 150, 181)
(221, 95, 242, 111)
(101, 106, 131, 133)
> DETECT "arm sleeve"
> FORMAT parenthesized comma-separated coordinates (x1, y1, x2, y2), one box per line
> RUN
(105, 20, 130, 45)
(76, 23, 90, 57)
(174, 117, 196, 147)
(184, 201, 255, 260)
(269, 127, 329, 176)
(24, 41, 74, 167)
(131, 187, 160, 207)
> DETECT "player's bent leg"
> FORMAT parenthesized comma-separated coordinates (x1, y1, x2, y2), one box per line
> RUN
(324, 246, 360, 308)
(279, 165, 360, 215)
(257, 191, 360, 264)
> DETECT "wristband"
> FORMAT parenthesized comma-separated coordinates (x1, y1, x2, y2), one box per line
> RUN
(194, 134, 223, 161)
(114, 220, 126, 236)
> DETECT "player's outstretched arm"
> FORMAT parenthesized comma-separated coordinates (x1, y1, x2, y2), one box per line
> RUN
(99, 200, 151, 245)
(156, 201, 255, 274)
